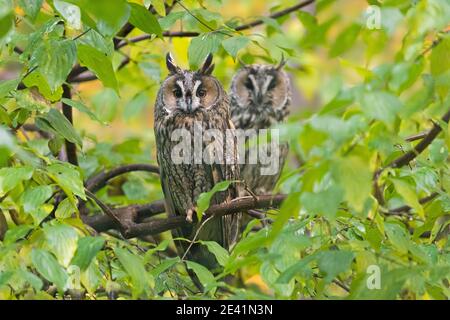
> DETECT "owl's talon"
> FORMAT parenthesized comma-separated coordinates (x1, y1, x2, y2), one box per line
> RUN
(186, 208, 195, 223)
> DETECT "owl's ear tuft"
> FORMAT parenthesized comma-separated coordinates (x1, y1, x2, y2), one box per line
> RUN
(199, 53, 215, 75)
(276, 55, 287, 70)
(166, 52, 181, 74)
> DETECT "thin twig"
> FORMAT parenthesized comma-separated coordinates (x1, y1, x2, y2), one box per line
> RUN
(388, 110, 450, 169)
(116, 0, 315, 48)
(385, 192, 439, 215)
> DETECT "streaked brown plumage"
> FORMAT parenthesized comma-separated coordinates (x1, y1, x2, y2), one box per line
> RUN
(230, 62, 291, 196)
(154, 53, 241, 270)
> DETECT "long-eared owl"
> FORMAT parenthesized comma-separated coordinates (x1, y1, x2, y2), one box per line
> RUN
(229, 61, 291, 195)
(154, 53, 241, 270)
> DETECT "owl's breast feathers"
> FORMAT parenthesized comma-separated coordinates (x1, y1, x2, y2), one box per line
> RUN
(154, 103, 241, 265)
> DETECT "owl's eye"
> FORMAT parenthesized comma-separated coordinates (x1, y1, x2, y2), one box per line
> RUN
(244, 79, 253, 90)
(268, 78, 277, 90)
(197, 88, 206, 97)
(173, 88, 182, 98)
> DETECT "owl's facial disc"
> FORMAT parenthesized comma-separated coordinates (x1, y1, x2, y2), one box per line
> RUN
(245, 74, 277, 104)
(235, 66, 287, 110)
(162, 74, 220, 114)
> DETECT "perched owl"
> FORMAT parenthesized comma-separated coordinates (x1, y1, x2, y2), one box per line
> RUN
(154, 53, 241, 271)
(230, 62, 291, 195)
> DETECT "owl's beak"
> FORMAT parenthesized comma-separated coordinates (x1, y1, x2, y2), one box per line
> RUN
(255, 92, 264, 104)
(185, 95, 192, 112)
(183, 89, 194, 112)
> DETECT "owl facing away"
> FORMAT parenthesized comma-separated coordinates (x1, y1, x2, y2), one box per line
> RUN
(154, 53, 241, 270)
(229, 62, 291, 195)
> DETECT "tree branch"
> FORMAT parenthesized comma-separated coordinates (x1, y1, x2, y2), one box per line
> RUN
(235, 0, 315, 31)
(85, 164, 160, 193)
(116, 0, 315, 48)
(388, 109, 450, 169)
(61, 84, 78, 166)
(385, 192, 439, 215)
(83, 194, 286, 238)
(68, 56, 132, 83)
(373, 108, 450, 205)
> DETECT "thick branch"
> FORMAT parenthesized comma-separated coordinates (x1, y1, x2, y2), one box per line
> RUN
(84, 194, 286, 238)
(61, 85, 78, 166)
(85, 164, 160, 193)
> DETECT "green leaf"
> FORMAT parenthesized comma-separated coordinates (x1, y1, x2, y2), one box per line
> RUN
(385, 222, 410, 255)
(0, 0, 14, 42)
(231, 228, 270, 258)
(329, 24, 360, 57)
(29, 39, 76, 92)
(22, 72, 64, 101)
(67, 0, 130, 37)
(128, 3, 162, 38)
(77, 44, 119, 92)
(124, 92, 148, 120)
(144, 239, 170, 262)
(39, 108, 83, 147)
(139, 61, 161, 81)
(149, 257, 179, 278)
(71, 236, 105, 270)
(0, 166, 34, 196)
(359, 91, 402, 126)
(3, 224, 33, 244)
(31, 248, 68, 292)
(46, 163, 86, 200)
(18, 0, 43, 21)
(392, 179, 424, 218)
(19, 270, 44, 291)
(185, 260, 215, 290)
(196, 180, 233, 220)
(43, 222, 78, 267)
(0, 271, 13, 287)
(0, 78, 20, 98)
(317, 250, 354, 283)
(332, 156, 371, 212)
(388, 60, 424, 94)
(54, 0, 82, 29)
(222, 36, 250, 58)
(429, 139, 448, 165)
(158, 11, 184, 29)
(55, 197, 76, 219)
(188, 33, 223, 69)
(146, 0, 165, 16)
(20, 185, 53, 213)
(277, 254, 316, 284)
(431, 37, 450, 76)
(61, 98, 105, 124)
(114, 247, 148, 297)
(200, 241, 229, 267)
(300, 185, 343, 220)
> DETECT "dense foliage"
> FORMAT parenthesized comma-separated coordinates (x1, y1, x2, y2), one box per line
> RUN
(0, 0, 449, 299)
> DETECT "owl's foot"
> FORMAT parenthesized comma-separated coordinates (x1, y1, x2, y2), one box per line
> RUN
(186, 208, 196, 223)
